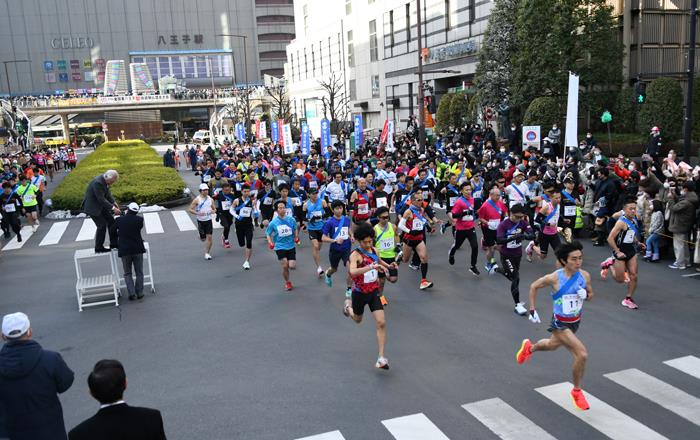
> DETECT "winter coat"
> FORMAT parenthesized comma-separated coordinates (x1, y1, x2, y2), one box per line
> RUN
(668, 191, 699, 234)
(0, 339, 74, 440)
(81, 175, 115, 217)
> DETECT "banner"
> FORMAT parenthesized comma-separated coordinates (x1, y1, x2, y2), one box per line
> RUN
(271, 121, 279, 143)
(320, 118, 331, 149)
(282, 124, 294, 154)
(259, 121, 267, 139)
(387, 120, 395, 150)
(379, 119, 388, 144)
(236, 123, 246, 143)
(278, 119, 285, 146)
(301, 123, 310, 156)
(564, 72, 579, 150)
(353, 115, 363, 148)
(255, 120, 261, 139)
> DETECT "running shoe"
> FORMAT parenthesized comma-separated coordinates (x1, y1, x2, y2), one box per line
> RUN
(16, 233, 22, 243)
(600, 257, 615, 269)
(375, 356, 390, 370)
(419, 279, 433, 290)
(514, 302, 528, 316)
(516, 338, 532, 364)
(285, 281, 293, 291)
(223, 239, 231, 249)
(409, 263, 420, 271)
(488, 264, 499, 276)
(204, 253, 212, 260)
(324, 271, 333, 287)
(571, 388, 590, 410)
(485, 262, 492, 273)
(668, 262, 687, 270)
(31, 225, 38, 232)
(317, 267, 324, 278)
(242, 260, 251, 270)
(525, 241, 534, 262)
(621, 297, 638, 309)
(440, 224, 447, 235)
(448, 252, 455, 265)
(469, 266, 480, 276)
(345, 287, 352, 297)
(343, 299, 352, 317)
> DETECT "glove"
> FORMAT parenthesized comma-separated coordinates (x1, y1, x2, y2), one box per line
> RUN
(577, 288, 588, 300)
(268, 242, 274, 250)
(528, 310, 541, 324)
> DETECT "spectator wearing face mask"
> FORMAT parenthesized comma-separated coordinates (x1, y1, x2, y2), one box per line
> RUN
(666, 181, 699, 270)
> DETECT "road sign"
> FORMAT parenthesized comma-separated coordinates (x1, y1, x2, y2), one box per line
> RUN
(522, 125, 540, 149)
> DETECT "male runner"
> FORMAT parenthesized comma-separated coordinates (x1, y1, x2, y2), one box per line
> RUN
(528, 185, 563, 261)
(258, 180, 277, 228)
(321, 201, 353, 296)
(349, 177, 374, 225)
(303, 187, 328, 277)
(231, 184, 256, 269)
(266, 200, 299, 291)
(1, 181, 22, 241)
(15, 175, 40, 232)
(477, 185, 508, 273)
(448, 181, 480, 275)
(344, 222, 395, 370)
(398, 192, 441, 289)
(215, 183, 235, 248)
(188, 183, 216, 260)
(440, 173, 460, 235)
(373, 206, 399, 300)
(516, 240, 594, 411)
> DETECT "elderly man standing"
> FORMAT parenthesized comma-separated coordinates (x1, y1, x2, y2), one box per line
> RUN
(82, 169, 121, 252)
(0, 312, 75, 440)
(113, 203, 146, 300)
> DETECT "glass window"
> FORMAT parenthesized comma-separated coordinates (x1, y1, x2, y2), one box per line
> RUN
(132, 57, 143, 63)
(347, 30, 354, 68)
(158, 57, 170, 76)
(184, 56, 196, 78)
(171, 57, 183, 78)
(349, 79, 356, 101)
(372, 75, 380, 98)
(345, 0, 352, 15)
(405, 3, 411, 49)
(196, 56, 208, 77)
(221, 56, 232, 77)
(369, 20, 378, 62)
(389, 11, 394, 48)
(208, 56, 220, 77)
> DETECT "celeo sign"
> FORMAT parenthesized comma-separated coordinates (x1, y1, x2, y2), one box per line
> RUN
(427, 40, 478, 63)
(51, 36, 95, 50)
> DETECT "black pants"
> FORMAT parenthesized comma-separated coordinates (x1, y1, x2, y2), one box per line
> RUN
(93, 210, 117, 249)
(220, 212, 233, 240)
(1, 212, 21, 235)
(499, 254, 522, 304)
(449, 228, 478, 267)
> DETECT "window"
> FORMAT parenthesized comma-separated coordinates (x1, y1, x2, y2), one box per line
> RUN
(389, 11, 395, 48)
(347, 30, 354, 67)
(372, 75, 380, 98)
(405, 3, 411, 50)
(408, 82, 413, 116)
(256, 15, 295, 23)
(349, 79, 357, 100)
(469, 0, 475, 24)
(258, 33, 295, 42)
(345, 0, 352, 15)
(369, 20, 378, 62)
(304, 48, 308, 79)
(260, 51, 287, 60)
(171, 57, 183, 78)
(445, 0, 450, 30)
(196, 56, 208, 77)
(319, 41, 323, 75)
(289, 54, 295, 80)
(158, 57, 170, 76)
(303, 5, 309, 35)
(311, 44, 316, 75)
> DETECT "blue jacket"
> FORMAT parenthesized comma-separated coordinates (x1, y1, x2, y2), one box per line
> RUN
(0, 340, 74, 440)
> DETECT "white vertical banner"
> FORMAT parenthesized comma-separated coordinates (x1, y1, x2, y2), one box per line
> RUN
(387, 120, 395, 150)
(259, 121, 267, 138)
(564, 72, 579, 150)
(282, 124, 294, 154)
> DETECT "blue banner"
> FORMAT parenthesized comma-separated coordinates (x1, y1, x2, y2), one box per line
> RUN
(353, 115, 363, 148)
(271, 121, 279, 143)
(236, 123, 245, 143)
(301, 123, 310, 156)
(320, 118, 331, 149)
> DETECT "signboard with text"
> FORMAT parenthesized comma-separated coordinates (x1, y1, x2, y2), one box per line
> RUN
(522, 125, 541, 149)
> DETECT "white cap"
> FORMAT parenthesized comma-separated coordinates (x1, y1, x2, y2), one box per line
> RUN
(127, 202, 140, 212)
(198, 183, 209, 191)
(513, 170, 524, 177)
(2, 312, 30, 339)
(651, 126, 660, 132)
(295, 168, 304, 176)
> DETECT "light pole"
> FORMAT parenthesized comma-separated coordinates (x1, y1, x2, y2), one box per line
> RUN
(416, 0, 425, 150)
(216, 33, 250, 140)
(2, 60, 31, 96)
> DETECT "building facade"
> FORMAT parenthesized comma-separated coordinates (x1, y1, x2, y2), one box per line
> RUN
(0, 0, 295, 95)
(286, 0, 492, 135)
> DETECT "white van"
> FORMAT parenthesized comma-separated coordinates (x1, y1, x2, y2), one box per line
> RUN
(192, 130, 210, 145)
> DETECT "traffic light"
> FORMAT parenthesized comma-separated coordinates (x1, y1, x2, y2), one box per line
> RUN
(634, 81, 646, 104)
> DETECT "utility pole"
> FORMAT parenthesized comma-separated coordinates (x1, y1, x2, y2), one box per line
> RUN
(2, 60, 31, 96)
(416, 0, 425, 150)
(683, 0, 697, 163)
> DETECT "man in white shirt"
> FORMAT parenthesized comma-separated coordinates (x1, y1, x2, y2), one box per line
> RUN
(504, 170, 530, 208)
(325, 171, 348, 203)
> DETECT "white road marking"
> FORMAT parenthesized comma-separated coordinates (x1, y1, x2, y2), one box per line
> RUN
(39, 221, 69, 246)
(76, 218, 97, 241)
(463, 397, 557, 440)
(295, 431, 346, 440)
(2, 226, 34, 250)
(605, 368, 700, 426)
(536, 382, 668, 440)
(171, 211, 196, 231)
(664, 355, 700, 380)
(143, 212, 164, 234)
(382, 413, 450, 440)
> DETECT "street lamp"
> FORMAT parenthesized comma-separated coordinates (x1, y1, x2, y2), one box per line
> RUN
(216, 33, 250, 140)
(2, 60, 31, 96)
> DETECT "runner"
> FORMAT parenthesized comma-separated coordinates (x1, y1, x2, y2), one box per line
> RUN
(601, 198, 644, 309)
(448, 181, 480, 275)
(349, 177, 374, 225)
(494, 203, 535, 315)
(477, 185, 508, 273)
(373, 206, 399, 301)
(303, 187, 328, 277)
(188, 183, 217, 260)
(15, 175, 40, 232)
(231, 184, 256, 269)
(265, 200, 299, 291)
(516, 240, 594, 411)
(528, 185, 562, 262)
(398, 192, 440, 290)
(321, 201, 353, 297)
(258, 180, 277, 229)
(344, 222, 394, 370)
(215, 183, 235, 249)
(1, 181, 22, 241)
(440, 173, 460, 235)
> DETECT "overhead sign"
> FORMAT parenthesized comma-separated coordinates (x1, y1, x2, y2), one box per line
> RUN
(427, 39, 479, 63)
(522, 125, 541, 149)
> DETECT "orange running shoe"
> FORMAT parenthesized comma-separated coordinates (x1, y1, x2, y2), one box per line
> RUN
(419, 279, 433, 290)
(571, 388, 590, 410)
(285, 281, 293, 291)
(516, 339, 532, 364)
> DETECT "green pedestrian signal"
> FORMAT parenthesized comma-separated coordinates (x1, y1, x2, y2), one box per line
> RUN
(638, 95, 645, 103)
(601, 111, 612, 123)
(634, 81, 646, 104)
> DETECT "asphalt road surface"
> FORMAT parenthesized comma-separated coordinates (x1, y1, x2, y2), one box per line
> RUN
(1, 159, 698, 439)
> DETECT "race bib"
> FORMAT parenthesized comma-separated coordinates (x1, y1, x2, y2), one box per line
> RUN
(277, 225, 292, 237)
(412, 219, 424, 230)
(291, 197, 301, 207)
(422, 190, 429, 199)
(222, 201, 232, 210)
(473, 190, 482, 199)
(309, 180, 318, 188)
(379, 238, 394, 250)
(623, 229, 635, 244)
(285, 208, 293, 217)
(449, 197, 458, 207)
(506, 237, 520, 249)
(311, 210, 323, 219)
(358, 204, 369, 214)
(277, 180, 285, 187)
(4, 204, 15, 213)
(562, 294, 582, 315)
(203, 175, 211, 183)
(488, 219, 499, 230)
(462, 214, 474, 222)
(338, 227, 349, 240)
(376, 197, 387, 208)
(239, 207, 252, 217)
(263, 197, 273, 205)
(363, 269, 378, 283)
(509, 199, 522, 208)
(23, 195, 34, 203)
(564, 205, 576, 217)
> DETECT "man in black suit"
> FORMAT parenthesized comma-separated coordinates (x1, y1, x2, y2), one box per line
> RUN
(81, 170, 121, 252)
(69, 359, 166, 440)
(112, 202, 146, 300)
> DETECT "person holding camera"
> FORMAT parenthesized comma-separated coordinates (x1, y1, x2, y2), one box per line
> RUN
(666, 181, 699, 270)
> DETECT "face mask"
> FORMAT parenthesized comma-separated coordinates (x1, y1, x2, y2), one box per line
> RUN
(663, 182, 670, 189)
(628, 165, 635, 171)
(586, 135, 591, 139)
(668, 154, 673, 159)
(500, 149, 506, 153)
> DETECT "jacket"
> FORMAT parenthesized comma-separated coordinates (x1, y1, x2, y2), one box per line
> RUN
(112, 212, 146, 257)
(0, 340, 74, 440)
(668, 191, 699, 234)
(68, 403, 166, 440)
(81, 175, 115, 217)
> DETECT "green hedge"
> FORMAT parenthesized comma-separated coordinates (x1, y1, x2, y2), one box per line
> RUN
(51, 140, 186, 211)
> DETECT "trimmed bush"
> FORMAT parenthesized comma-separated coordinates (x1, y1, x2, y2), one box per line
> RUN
(435, 93, 453, 133)
(51, 140, 186, 211)
(523, 96, 561, 128)
(638, 77, 683, 141)
(613, 87, 637, 133)
(449, 92, 471, 127)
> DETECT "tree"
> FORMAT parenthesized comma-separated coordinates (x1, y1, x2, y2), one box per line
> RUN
(265, 83, 291, 122)
(435, 93, 453, 133)
(639, 77, 683, 141)
(523, 96, 561, 128)
(474, 0, 520, 108)
(613, 87, 637, 133)
(318, 73, 351, 134)
(449, 92, 470, 128)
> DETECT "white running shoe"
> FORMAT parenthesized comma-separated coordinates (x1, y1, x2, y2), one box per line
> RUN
(317, 267, 324, 277)
(375, 356, 390, 370)
(514, 302, 528, 316)
(204, 253, 212, 260)
(242, 260, 251, 270)
(31, 225, 38, 232)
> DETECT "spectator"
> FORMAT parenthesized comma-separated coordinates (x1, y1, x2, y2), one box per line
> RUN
(68, 359, 166, 440)
(162, 149, 175, 168)
(112, 202, 146, 300)
(81, 170, 121, 252)
(0, 312, 74, 440)
(666, 181, 699, 269)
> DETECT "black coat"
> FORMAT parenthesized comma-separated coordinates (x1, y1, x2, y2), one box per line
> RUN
(0, 340, 74, 440)
(113, 212, 146, 257)
(81, 175, 115, 217)
(68, 403, 166, 440)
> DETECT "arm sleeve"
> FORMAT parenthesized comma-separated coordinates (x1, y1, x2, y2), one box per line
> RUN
(92, 181, 115, 211)
(398, 217, 410, 233)
(52, 352, 75, 394)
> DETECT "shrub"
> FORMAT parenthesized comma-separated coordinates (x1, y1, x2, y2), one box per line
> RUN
(51, 140, 186, 211)
(523, 96, 561, 128)
(613, 87, 637, 133)
(638, 77, 683, 141)
(435, 93, 453, 133)
(449, 92, 470, 127)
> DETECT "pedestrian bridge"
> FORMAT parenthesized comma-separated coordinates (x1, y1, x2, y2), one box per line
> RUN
(17, 96, 221, 116)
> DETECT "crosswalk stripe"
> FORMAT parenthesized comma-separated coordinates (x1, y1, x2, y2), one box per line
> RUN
(536, 382, 668, 440)
(295, 431, 345, 440)
(463, 398, 557, 440)
(2, 226, 34, 251)
(171, 211, 196, 231)
(76, 219, 97, 241)
(605, 368, 700, 426)
(664, 355, 700, 380)
(39, 221, 69, 246)
(212, 217, 223, 229)
(382, 413, 450, 440)
(143, 212, 164, 234)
